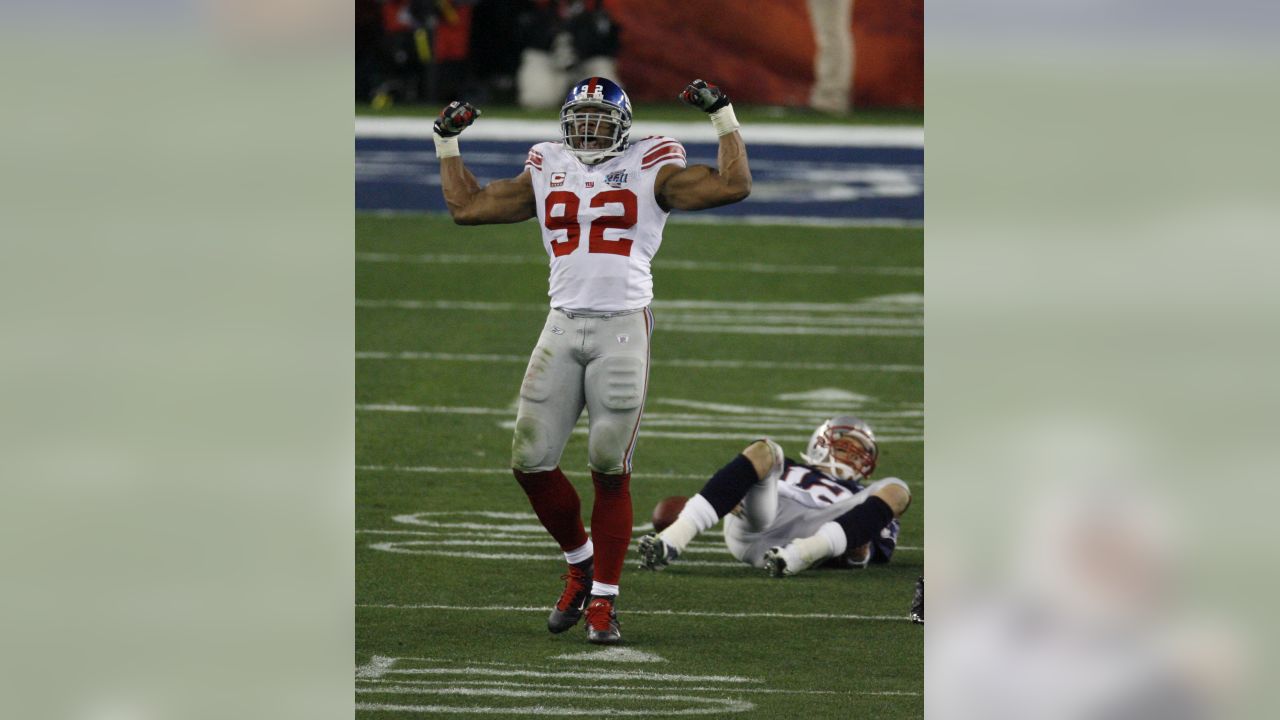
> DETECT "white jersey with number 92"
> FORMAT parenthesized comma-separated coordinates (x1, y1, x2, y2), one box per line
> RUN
(524, 136, 687, 312)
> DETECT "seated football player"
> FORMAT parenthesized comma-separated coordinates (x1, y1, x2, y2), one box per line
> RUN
(637, 415, 911, 577)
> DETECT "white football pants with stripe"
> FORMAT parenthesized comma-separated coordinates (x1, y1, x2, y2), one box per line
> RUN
(511, 307, 653, 475)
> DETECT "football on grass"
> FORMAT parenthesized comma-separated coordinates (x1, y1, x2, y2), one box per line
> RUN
(651, 496, 688, 532)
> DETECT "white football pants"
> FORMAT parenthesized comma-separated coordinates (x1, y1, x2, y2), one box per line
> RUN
(511, 307, 653, 475)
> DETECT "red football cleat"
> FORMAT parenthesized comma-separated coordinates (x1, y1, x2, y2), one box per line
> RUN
(547, 564, 593, 634)
(585, 595, 621, 644)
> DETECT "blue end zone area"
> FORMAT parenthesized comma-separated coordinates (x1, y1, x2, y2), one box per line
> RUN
(356, 137, 923, 227)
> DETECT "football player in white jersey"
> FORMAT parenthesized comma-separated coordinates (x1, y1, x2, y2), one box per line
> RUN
(432, 77, 752, 644)
(638, 415, 913, 577)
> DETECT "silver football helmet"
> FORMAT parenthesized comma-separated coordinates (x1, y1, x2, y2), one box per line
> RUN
(801, 415, 879, 481)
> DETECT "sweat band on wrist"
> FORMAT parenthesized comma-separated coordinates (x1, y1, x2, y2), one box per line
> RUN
(709, 104, 740, 136)
(433, 133, 460, 159)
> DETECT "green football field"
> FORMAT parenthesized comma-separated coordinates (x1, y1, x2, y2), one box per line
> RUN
(356, 213, 923, 718)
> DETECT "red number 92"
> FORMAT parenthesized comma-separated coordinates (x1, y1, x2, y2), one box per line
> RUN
(544, 189, 637, 258)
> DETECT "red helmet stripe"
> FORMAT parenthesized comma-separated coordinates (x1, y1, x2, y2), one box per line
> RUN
(587, 77, 598, 96)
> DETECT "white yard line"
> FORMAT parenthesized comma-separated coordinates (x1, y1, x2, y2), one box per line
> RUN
(365, 544, 750, 567)
(359, 678, 919, 698)
(357, 603, 909, 622)
(362, 208, 920, 229)
(660, 324, 921, 337)
(355, 529, 921, 553)
(355, 351, 922, 374)
(353, 406, 923, 442)
(357, 296, 922, 314)
(354, 701, 751, 716)
(372, 664, 753, 684)
(357, 465, 711, 480)
(357, 403, 921, 426)
(356, 252, 922, 277)
(357, 464, 924, 489)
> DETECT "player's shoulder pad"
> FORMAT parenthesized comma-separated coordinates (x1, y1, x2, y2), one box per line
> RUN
(637, 135, 686, 171)
(524, 142, 554, 173)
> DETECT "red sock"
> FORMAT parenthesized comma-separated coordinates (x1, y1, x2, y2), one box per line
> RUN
(513, 468, 588, 552)
(590, 471, 633, 586)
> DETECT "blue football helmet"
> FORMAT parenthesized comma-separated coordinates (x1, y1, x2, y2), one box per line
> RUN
(560, 77, 632, 165)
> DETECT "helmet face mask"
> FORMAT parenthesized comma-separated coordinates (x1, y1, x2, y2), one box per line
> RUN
(560, 78, 632, 164)
(802, 415, 879, 481)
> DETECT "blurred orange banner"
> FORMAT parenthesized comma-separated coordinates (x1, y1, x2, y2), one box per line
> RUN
(606, 0, 922, 109)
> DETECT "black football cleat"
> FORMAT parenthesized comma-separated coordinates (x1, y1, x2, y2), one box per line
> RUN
(547, 563, 593, 634)
(585, 595, 621, 644)
(910, 576, 924, 624)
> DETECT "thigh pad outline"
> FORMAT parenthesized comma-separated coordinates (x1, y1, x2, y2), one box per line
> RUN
(594, 354, 645, 411)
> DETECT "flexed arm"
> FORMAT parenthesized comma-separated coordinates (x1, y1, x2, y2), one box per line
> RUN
(655, 80, 753, 211)
(434, 101, 537, 225)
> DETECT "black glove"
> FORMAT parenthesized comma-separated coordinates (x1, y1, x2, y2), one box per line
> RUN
(679, 79, 730, 113)
(433, 101, 481, 138)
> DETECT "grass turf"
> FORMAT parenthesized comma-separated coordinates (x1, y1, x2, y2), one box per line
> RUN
(356, 213, 923, 718)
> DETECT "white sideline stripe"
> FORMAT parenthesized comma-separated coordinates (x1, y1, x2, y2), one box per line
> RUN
(357, 296, 922, 313)
(355, 701, 751, 716)
(355, 530, 920, 553)
(663, 314, 920, 328)
(358, 465, 710, 480)
(357, 686, 750, 704)
(355, 681, 747, 702)
(357, 603, 908, 622)
(355, 252, 922, 277)
(356, 403, 922, 429)
(355, 351, 922, 374)
(355, 116, 924, 147)
(359, 466, 924, 490)
(354, 408, 923, 441)
(378, 665, 753, 684)
(359, 679, 919, 698)
(662, 324, 921, 337)
(496, 425, 923, 443)
(358, 306, 920, 337)
(652, 397, 918, 418)
(360, 678, 856, 696)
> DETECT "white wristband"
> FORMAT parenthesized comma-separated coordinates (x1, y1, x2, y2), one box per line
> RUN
(433, 133, 460, 159)
(708, 104, 740, 136)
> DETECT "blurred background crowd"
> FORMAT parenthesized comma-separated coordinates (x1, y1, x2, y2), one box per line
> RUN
(354, 0, 923, 112)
